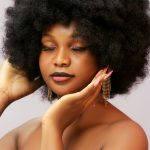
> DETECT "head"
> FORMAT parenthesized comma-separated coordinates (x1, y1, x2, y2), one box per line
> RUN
(4, 0, 150, 100)
(39, 22, 99, 97)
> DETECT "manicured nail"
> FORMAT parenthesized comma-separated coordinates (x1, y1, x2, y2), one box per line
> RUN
(104, 70, 113, 80)
(103, 66, 109, 73)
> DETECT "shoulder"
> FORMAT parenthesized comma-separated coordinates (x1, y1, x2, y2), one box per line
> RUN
(105, 119, 148, 150)
(17, 117, 41, 134)
(0, 117, 41, 149)
(17, 117, 41, 145)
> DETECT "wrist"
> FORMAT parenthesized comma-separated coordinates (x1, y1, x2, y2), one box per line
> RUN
(42, 115, 63, 134)
(41, 118, 64, 150)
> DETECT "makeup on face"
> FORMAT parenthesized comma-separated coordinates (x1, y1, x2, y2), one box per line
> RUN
(39, 23, 99, 96)
(50, 72, 75, 82)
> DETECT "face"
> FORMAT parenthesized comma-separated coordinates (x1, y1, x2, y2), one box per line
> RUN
(39, 23, 99, 97)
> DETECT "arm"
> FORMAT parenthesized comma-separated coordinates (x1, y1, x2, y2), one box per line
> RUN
(0, 118, 41, 150)
(41, 119, 64, 150)
(0, 59, 43, 148)
(0, 59, 43, 116)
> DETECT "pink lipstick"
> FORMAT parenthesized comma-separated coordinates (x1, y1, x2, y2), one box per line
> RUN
(50, 72, 74, 82)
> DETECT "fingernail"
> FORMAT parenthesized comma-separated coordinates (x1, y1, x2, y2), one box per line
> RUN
(104, 70, 113, 80)
(103, 66, 109, 73)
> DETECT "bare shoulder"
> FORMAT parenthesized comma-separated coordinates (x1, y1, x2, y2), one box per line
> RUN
(105, 119, 148, 150)
(16, 117, 41, 144)
(0, 117, 41, 150)
(17, 117, 41, 134)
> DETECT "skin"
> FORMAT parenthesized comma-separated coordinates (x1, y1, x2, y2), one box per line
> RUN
(40, 23, 99, 96)
(0, 23, 148, 150)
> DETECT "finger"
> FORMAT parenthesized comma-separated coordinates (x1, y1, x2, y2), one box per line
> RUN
(74, 81, 96, 101)
(83, 69, 113, 111)
(82, 74, 105, 111)
(104, 70, 113, 80)
(62, 75, 102, 110)
(63, 69, 110, 110)
(91, 66, 108, 82)
(90, 70, 113, 106)
(3, 59, 28, 77)
(92, 70, 103, 82)
(79, 71, 106, 99)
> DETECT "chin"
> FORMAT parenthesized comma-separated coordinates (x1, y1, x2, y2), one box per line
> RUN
(53, 88, 79, 97)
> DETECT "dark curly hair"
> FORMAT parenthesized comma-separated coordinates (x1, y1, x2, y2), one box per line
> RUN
(3, 0, 150, 100)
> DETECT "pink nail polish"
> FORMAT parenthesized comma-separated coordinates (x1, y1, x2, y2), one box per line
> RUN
(103, 66, 109, 73)
(104, 70, 113, 79)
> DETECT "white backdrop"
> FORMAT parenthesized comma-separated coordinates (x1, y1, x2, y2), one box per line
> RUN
(0, 0, 150, 148)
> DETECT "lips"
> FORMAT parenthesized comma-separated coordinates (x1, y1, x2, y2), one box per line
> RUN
(50, 72, 75, 82)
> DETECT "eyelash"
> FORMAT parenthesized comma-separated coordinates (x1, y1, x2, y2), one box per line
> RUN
(42, 46, 88, 51)
(71, 47, 88, 51)
(42, 46, 56, 51)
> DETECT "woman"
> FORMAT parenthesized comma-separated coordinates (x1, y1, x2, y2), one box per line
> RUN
(0, 0, 150, 149)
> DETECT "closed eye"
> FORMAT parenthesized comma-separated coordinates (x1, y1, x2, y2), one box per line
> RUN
(71, 47, 88, 51)
(42, 46, 56, 51)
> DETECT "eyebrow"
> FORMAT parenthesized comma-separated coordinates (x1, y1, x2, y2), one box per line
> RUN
(42, 32, 83, 40)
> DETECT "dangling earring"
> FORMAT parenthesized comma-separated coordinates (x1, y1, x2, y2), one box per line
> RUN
(48, 89, 52, 101)
(102, 77, 111, 107)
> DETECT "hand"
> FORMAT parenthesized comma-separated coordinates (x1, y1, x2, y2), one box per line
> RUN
(0, 59, 43, 105)
(42, 67, 113, 133)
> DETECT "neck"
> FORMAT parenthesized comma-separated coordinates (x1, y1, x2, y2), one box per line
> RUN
(72, 95, 110, 130)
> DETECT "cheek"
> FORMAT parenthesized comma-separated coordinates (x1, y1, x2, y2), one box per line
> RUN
(39, 52, 50, 80)
(78, 55, 98, 72)
(73, 55, 99, 83)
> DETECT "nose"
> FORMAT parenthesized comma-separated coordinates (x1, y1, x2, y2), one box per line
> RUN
(54, 48, 71, 67)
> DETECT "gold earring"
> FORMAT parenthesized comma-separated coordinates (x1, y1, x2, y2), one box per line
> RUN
(102, 77, 111, 107)
(48, 89, 52, 101)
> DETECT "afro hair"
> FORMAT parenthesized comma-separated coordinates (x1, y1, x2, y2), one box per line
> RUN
(3, 0, 150, 100)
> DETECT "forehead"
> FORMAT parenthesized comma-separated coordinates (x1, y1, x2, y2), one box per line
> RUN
(42, 22, 83, 40)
